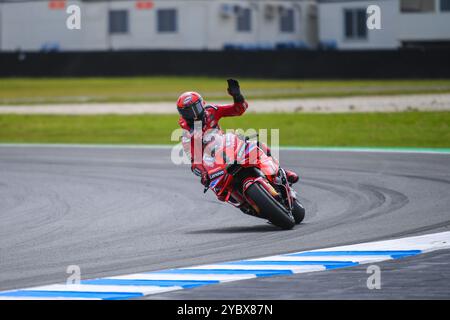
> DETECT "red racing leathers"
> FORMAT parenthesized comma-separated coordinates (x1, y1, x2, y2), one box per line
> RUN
(179, 100, 248, 179)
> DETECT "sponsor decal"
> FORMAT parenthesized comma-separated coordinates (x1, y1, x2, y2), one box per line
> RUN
(136, 1, 154, 10)
(49, 0, 66, 10)
(183, 96, 192, 105)
(209, 170, 225, 179)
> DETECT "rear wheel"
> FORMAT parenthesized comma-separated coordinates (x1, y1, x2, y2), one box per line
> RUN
(245, 183, 295, 230)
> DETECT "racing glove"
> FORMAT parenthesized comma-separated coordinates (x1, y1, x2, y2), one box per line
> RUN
(227, 79, 245, 103)
(192, 165, 210, 187)
(200, 172, 210, 187)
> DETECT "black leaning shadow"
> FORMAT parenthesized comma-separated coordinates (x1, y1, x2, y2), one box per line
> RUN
(186, 224, 292, 234)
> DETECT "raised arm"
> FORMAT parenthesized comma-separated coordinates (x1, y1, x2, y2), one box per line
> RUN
(214, 79, 248, 118)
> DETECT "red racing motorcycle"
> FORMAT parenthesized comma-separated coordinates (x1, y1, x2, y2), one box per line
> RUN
(201, 130, 305, 230)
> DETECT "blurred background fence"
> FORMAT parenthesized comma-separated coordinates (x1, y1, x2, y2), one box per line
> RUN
(1, 49, 449, 78)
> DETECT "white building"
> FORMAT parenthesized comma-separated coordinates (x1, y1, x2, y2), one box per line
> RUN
(1, 0, 448, 51)
(0, 0, 319, 51)
(318, 0, 450, 49)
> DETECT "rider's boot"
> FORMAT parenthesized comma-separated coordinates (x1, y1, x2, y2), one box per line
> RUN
(259, 141, 298, 184)
(285, 170, 299, 184)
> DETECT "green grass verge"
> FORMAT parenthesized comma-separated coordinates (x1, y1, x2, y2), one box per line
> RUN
(1, 112, 449, 148)
(1, 77, 450, 105)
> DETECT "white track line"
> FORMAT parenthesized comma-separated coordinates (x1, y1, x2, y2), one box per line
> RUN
(20, 284, 182, 295)
(251, 255, 391, 264)
(308, 232, 450, 253)
(105, 273, 257, 282)
(0, 297, 101, 300)
(183, 265, 327, 272)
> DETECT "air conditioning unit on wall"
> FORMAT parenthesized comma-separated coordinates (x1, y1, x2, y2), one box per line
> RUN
(264, 4, 276, 20)
(233, 5, 244, 15)
(278, 5, 289, 16)
(219, 3, 233, 18)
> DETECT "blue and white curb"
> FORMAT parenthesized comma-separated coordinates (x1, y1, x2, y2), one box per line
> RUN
(1, 231, 449, 300)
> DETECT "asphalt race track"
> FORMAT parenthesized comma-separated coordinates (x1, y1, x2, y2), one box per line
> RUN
(0, 145, 449, 297)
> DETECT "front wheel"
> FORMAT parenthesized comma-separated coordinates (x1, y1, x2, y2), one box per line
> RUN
(245, 183, 295, 230)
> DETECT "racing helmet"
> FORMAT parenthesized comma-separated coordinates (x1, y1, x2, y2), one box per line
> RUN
(176, 91, 205, 121)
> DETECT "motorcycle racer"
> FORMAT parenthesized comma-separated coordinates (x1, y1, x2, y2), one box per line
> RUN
(177, 79, 299, 193)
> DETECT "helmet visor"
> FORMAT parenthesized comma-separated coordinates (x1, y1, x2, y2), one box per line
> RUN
(178, 100, 204, 120)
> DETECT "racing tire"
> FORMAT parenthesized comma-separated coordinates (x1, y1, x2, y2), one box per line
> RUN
(245, 183, 295, 230)
(292, 199, 305, 224)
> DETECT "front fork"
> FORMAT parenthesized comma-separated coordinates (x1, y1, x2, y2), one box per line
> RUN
(272, 167, 297, 211)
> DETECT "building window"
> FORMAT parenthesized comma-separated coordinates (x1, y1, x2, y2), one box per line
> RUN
(157, 9, 177, 32)
(344, 9, 367, 40)
(237, 8, 251, 32)
(400, 0, 435, 13)
(109, 10, 129, 34)
(441, 0, 450, 11)
(280, 8, 295, 33)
